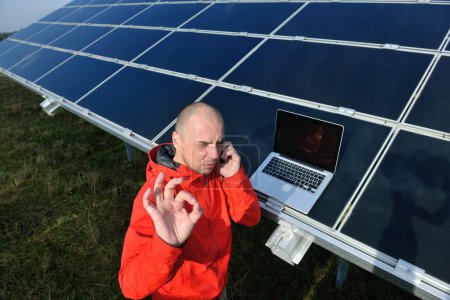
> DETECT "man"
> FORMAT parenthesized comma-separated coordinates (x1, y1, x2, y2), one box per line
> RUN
(119, 102, 261, 299)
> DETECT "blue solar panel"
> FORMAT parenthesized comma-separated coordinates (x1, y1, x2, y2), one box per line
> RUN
(89, 0, 121, 4)
(125, 4, 207, 27)
(9, 49, 72, 82)
(135, 32, 260, 79)
(27, 25, 75, 45)
(279, 3, 450, 49)
(38, 7, 76, 22)
(67, 0, 93, 5)
(49, 26, 111, 50)
(58, 6, 106, 23)
(8, 23, 49, 41)
(88, 5, 148, 24)
(84, 28, 167, 61)
(226, 40, 431, 119)
(118, 0, 157, 3)
(0, 39, 17, 56)
(35, 56, 122, 101)
(0, 43, 41, 70)
(183, 3, 302, 34)
(406, 56, 450, 133)
(342, 130, 450, 283)
(78, 67, 210, 138)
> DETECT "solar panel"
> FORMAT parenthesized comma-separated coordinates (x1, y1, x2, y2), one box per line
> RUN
(78, 67, 210, 138)
(124, 4, 208, 27)
(278, 3, 450, 49)
(9, 49, 72, 82)
(135, 32, 261, 79)
(26, 24, 74, 45)
(182, 3, 303, 34)
(7, 23, 49, 41)
(225, 40, 432, 120)
(49, 25, 111, 50)
(35, 55, 122, 101)
(406, 56, 450, 133)
(83, 28, 167, 61)
(0, 43, 40, 69)
(341, 130, 450, 283)
(87, 5, 148, 24)
(1, 1, 449, 298)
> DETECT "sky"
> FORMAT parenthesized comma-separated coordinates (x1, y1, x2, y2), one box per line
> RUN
(0, 0, 71, 33)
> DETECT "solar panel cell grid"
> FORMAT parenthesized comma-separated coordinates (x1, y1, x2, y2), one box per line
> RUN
(88, 0, 121, 4)
(0, 40, 17, 57)
(406, 56, 450, 133)
(182, 3, 302, 34)
(26, 25, 75, 45)
(58, 6, 106, 23)
(0, 43, 41, 70)
(38, 7, 77, 22)
(9, 49, 72, 82)
(84, 28, 167, 61)
(87, 5, 149, 24)
(35, 55, 122, 102)
(118, 0, 157, 3)
(135, 32, 261, 79)
(66, 0, 94, 5)
(125, 4, 207, 28)
(342, 130, 450, 283)
(49, 25, 111, 51)
(225, 40, 432, 120)
(8, 23, 49, 42)
(78, 67, 210, 138)
(279, 3, 450, 49)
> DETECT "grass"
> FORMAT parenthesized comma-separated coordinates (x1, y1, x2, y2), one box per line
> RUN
(0, 74, 417, 299)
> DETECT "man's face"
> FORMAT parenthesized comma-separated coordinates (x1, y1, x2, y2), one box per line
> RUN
(173, 115, 224, 175)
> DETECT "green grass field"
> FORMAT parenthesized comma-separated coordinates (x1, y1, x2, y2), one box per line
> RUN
(0, 74, 418, 299)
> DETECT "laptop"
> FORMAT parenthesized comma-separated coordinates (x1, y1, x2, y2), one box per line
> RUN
(250, 110, 344, 214)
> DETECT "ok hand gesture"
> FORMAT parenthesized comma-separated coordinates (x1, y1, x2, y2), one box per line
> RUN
(143, 173, 203, 247)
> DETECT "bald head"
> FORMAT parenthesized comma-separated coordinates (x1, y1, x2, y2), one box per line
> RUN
(175, 102, 224, 137)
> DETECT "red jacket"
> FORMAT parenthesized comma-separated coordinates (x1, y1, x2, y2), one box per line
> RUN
(119, 144, 261, 299)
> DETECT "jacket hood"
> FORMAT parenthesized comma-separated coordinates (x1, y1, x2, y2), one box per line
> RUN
(146, 143, 207, 183)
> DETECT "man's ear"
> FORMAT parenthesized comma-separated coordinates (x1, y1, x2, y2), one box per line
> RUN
(172, 131, 181, 149)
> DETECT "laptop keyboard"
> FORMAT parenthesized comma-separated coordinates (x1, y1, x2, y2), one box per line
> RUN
(262, 157, 325, 194)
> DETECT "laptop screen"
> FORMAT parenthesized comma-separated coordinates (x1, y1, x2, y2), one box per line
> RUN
(273, 110, 343, 173)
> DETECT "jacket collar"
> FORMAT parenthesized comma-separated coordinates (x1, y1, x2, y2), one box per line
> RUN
(147, 143, 212, 184)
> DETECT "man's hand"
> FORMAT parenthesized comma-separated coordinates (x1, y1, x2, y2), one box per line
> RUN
(219, 141, 241, 178)
(143, 173, 203, 247)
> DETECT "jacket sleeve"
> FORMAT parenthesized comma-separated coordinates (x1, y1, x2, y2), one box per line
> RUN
(118, 183, 183, 299)
(222, 166, 261, 226)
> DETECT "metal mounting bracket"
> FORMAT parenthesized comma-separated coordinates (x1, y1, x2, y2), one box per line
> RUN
(266, 220, 314, 265)
(40, 97, 61, 116)
(395, 259, 425, 285)
(337, 106, 355, 116)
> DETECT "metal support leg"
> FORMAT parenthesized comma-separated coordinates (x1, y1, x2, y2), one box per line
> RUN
(124, 142, 136, 163)
(335, 257, 350, 288)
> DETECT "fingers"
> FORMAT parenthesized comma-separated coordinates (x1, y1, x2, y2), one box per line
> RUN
(164, 177, 184, 201)
(142, 187, 155, 215)
(153, 172, 164, 207)
(221, 142, 240, 162)
(176, 191, 203, 225)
